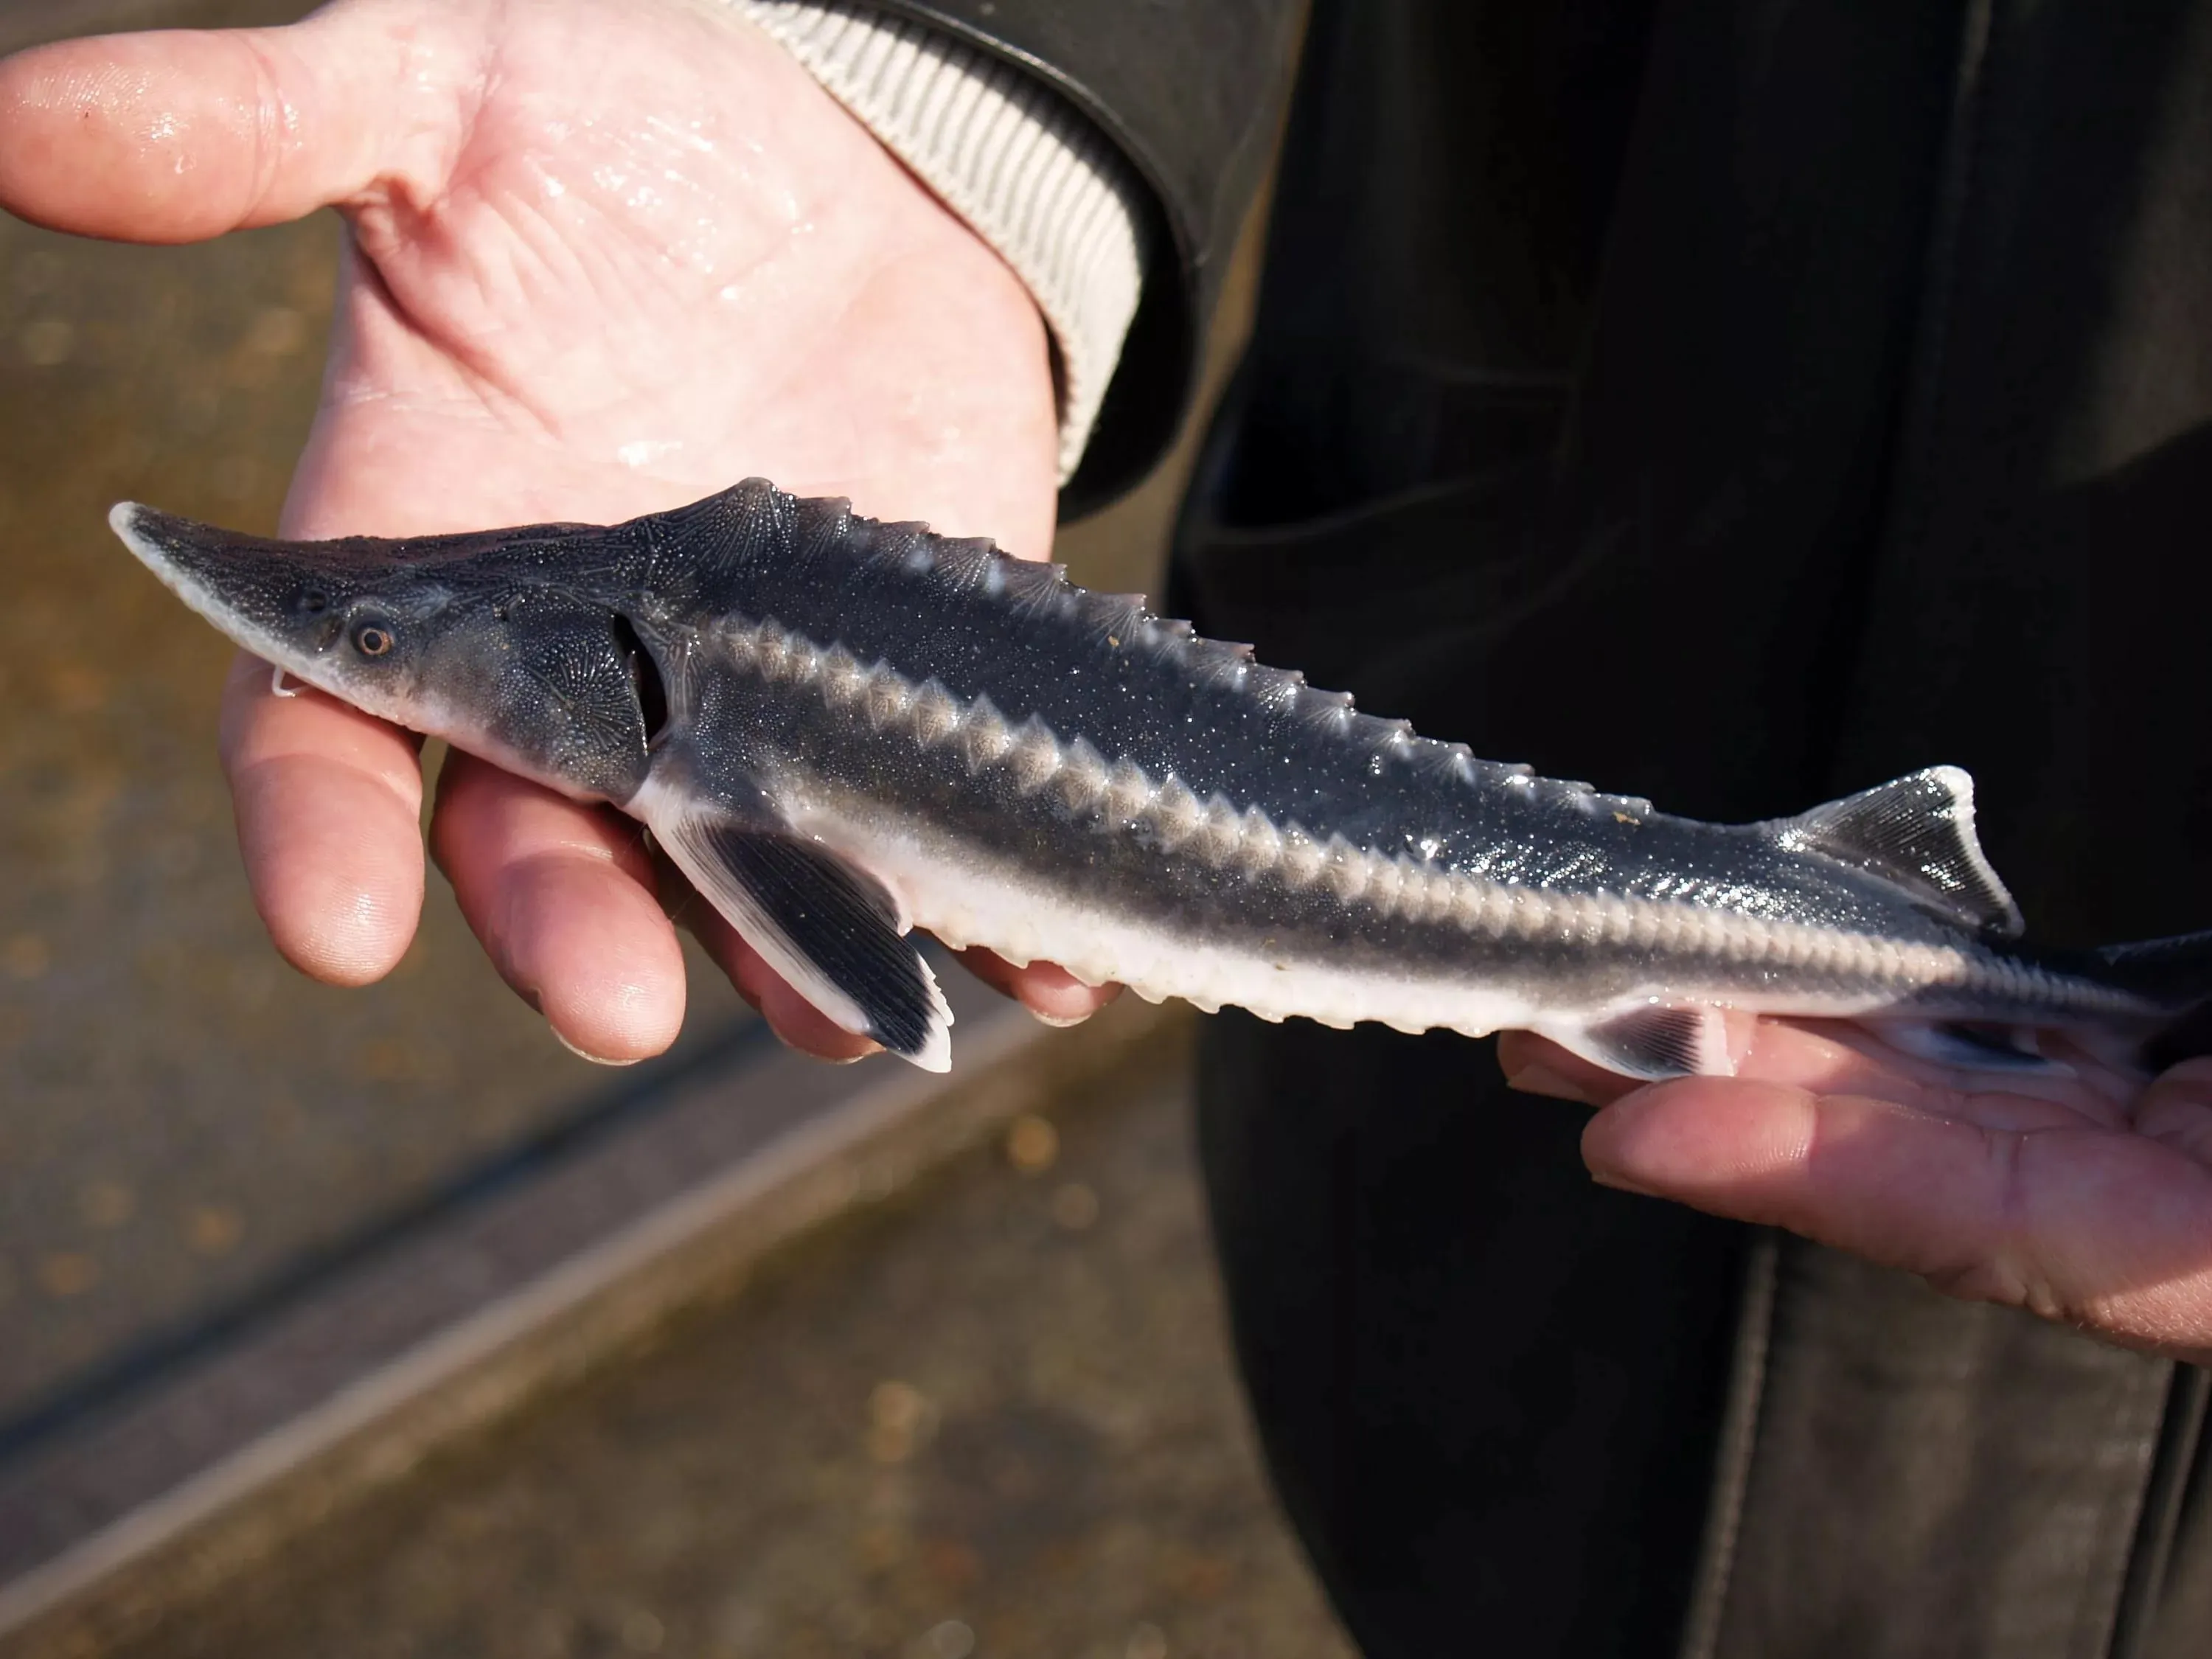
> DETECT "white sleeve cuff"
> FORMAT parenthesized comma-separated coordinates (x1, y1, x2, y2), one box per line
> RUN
(731, 1, 1148, 482)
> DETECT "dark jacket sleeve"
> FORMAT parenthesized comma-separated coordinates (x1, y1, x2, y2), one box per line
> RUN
(868, 1, 1307, 513)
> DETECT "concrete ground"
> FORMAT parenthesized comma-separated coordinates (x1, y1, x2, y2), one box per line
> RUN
(112, 1054, 1355, 1659)
(0, 89, 697, 1430)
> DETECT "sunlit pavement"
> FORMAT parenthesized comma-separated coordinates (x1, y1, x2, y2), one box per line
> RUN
(0, 44, 729, 1433)
(110, 1059, 1355, 1659)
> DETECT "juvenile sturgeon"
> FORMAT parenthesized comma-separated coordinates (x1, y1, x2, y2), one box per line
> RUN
(111, 479, 2212, 1077)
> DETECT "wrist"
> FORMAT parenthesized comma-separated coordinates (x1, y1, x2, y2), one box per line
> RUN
(726, 1, 1145, 482)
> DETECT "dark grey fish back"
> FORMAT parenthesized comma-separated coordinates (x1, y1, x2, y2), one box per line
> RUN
(649, 481, 1677, 871)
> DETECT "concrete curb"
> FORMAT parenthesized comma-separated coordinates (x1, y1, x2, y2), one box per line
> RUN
(0, 979, 1176, 1658)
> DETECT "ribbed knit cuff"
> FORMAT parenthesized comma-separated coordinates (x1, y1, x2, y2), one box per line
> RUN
(731, 1, 1147, 481)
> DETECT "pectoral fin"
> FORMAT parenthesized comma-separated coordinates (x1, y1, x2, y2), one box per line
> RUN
(650, 800, 952, 1071)
(1539, 1004, 1735, 1081)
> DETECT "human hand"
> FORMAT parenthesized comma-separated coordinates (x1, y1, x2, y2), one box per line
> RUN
(0, 0, 1119, 1062)
(1499, 1018, 2212, 1364)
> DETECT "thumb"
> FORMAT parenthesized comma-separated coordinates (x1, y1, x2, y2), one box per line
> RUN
(0, 1, 457, 243)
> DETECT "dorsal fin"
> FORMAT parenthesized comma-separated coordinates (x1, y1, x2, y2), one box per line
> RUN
(1778, 766, 2023, 937)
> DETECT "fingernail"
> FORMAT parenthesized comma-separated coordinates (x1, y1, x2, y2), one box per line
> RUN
(1725, 1014, 1761, 1073)
(771, 1031, 879, 1065)
(1590, 1168, 1660, 1197)
(1506, 1064, 1591, 1103)
(554, 1027, 641, 1068)
(1030, 1008, 1092, 1029)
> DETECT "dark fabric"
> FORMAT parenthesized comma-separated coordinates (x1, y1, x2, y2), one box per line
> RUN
(1159, 0, 2212, 1655)
(2132, 1369, 2212, 1659)
(1817, 2, 2212, 947)
(1195, 1015, 1745, 1658)
(869, 0, 1306, 511)
(1711, 1242, 2173, 1659)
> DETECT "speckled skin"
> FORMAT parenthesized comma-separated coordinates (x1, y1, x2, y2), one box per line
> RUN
(111, 479, 2199, 1071)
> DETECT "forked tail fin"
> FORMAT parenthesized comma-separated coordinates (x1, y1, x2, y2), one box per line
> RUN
(2069, 930, 2212, 1006)
(1775, 769, 2212, 1069)
(2060, 929, 2212, 1068)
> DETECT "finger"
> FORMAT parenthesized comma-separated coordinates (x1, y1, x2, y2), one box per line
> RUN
(220, 650, 425, 985)
(665, 882, 880, 1065)
(431, 751, 685, 1065)
(1496, 1032, 1637, 1105)
(1502, 1014, 2129, 1130)
(1804, 1020, 2143, 1124)
(956, 947, 1123, 1027)
(1498, 1013, 1804, 1107)
(2134, 1057, 2212, 1161)
(0, 2, 455, 243)
(1583, 1077, 2212, 1355)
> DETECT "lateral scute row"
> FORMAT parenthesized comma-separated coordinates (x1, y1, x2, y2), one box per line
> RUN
(716, 614, 2024, 998)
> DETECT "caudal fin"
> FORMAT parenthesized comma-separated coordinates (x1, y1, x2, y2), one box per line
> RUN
(2062, 929, 2212, 1068)
(2070, 930, 2212, 1005)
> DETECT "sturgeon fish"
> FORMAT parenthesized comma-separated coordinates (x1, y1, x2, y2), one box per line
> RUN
(111, 478, 2212, 1078)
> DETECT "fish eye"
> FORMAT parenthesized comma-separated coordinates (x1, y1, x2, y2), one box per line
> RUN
(353, 620, 396, 657)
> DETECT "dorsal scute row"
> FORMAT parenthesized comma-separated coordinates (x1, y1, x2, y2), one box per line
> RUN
(748, 485, 1662, 820)
(710, 607, 1838, 959)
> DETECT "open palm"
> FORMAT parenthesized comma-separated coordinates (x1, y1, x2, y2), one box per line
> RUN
(1500, 1017, 2212, 1363)
(0, 0, 1113, 1060)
